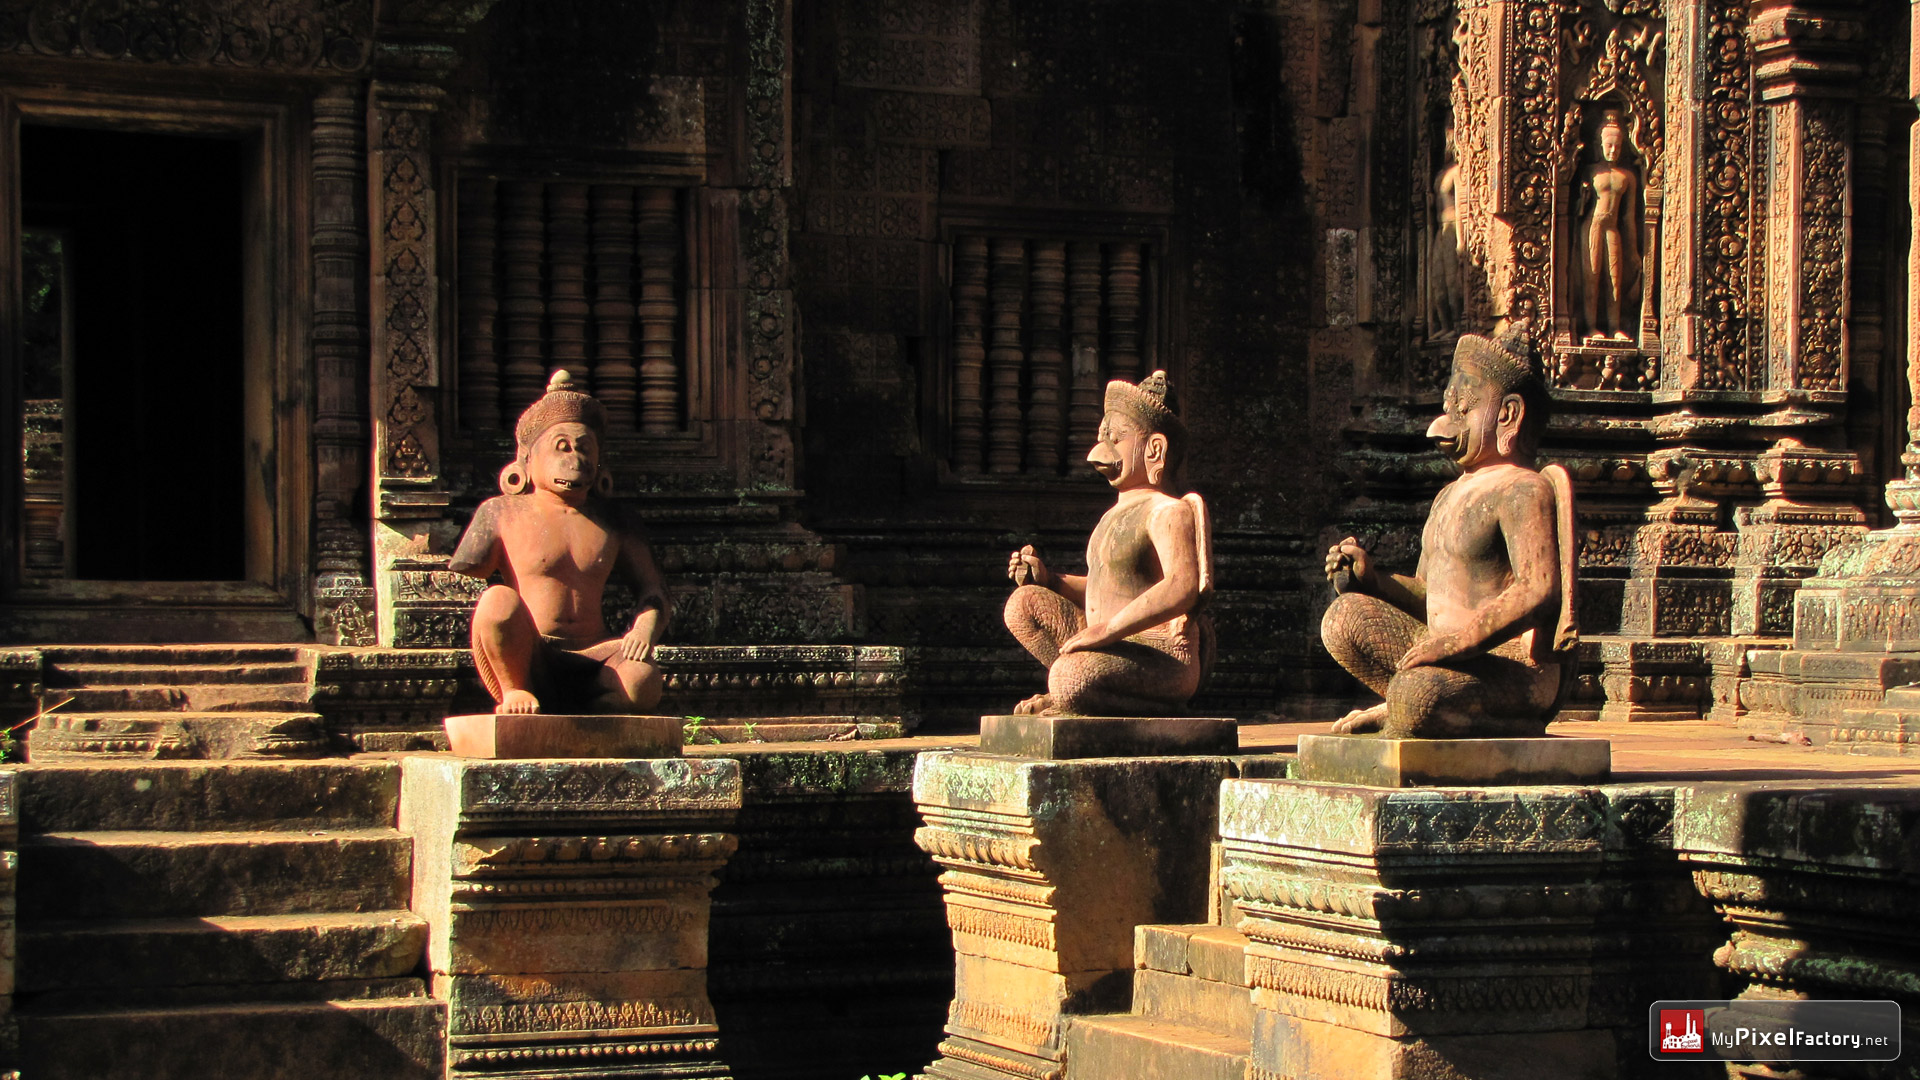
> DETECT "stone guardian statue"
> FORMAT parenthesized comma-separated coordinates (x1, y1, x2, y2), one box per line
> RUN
(450, 370, 670, 715)
(1321, 331, 1578, 737)
(1004, 371, 1214, 716)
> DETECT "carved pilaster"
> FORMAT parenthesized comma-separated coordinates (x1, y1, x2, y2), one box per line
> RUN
(312, 84, 375, 647)
(913, 752, 1228, 1080)
(1750, 0, 1863, 393)
(740, 0, 799, 491)
(401, 757, 742, 1080)
(1664, 0, 1754, 389)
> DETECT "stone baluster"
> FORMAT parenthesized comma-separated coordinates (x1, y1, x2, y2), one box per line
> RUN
(544, 183, 591, 384)
(636, 186, 682, 434)
(1066, 242, 1103, 453)
(590, 184, 639, 429)
(456, 177, 500, 430)
(1025, 241, 1067, 474)
(1104, 242, 1142, 383)
(499, 181, 548, 418)
(986, 238, 1027, 475)
(951, 235, 989, 472)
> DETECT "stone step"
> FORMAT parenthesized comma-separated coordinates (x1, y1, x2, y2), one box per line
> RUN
(1133, 969, 1254, 1041)
(20, 828, 411, 919)
(44, 661, 313, 687)
(1065, 1014, 1250, 1080)
(1136, 924, 1250, 984)
(19, 996, 445, 1080)
(37, 644, 309, 667)
(29, 712, 327, 760)
(21, 976, 427, 1013)
(50, 683, 312, 713)
(21, 759, 399, 833)
(19, 911, 428, 993)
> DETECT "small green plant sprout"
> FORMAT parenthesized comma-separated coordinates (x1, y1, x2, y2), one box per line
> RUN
(682, 715, 706, 743)
(744, 721, 764, 743)
(857, 1074, 907, 1080)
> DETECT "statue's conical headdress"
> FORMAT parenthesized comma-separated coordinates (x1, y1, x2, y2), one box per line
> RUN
(1104, 369, 1186, 443)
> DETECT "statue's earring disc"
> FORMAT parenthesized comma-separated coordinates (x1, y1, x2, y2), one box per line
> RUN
(595, 472, 615, 497)
(498, 462, 530, 495)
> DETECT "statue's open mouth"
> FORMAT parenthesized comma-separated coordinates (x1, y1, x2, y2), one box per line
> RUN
(1091, 461, 1120, 480)
(1431, 437, 1459, 457)
(551, 476, 584, 490)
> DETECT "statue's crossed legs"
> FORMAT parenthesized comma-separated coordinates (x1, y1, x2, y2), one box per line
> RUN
(1004, 584, 1201, 717)
(1321, 592, 1561, 738)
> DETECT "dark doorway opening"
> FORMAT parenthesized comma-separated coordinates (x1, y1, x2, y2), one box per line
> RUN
(21, 125, 247, 581)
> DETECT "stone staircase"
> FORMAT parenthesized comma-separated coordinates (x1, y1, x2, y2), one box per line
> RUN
(14, 759, 441, 1079)
(29, 645, 326, 759)
(1065, 924, 1252, 1080)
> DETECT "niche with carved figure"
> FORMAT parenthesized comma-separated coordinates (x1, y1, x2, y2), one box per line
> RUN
(1550, 2, 1665, 391)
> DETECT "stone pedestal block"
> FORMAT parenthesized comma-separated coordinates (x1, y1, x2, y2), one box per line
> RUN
(977, 715, 1237, 759)
(1297, 734, 1610, 787)
(911, 751, 1232, 1080)
(400, 757, 742, 1080)
(1219, 778, 1717, 1080)
(443, 714, 683, 759)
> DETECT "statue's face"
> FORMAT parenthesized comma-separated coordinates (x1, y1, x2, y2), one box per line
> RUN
(528, 421, 600, 503)
(1427, 361, 1517, 470)
(1088, 411, 1161, 490)
(1598, 123, 1624, 163)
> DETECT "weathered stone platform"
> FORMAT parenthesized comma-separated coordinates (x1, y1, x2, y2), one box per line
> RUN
(401, 756, 742, 1079)
(912, 750, 1232, 1080)
(977, 714, 1237, 759)
(442, 713, 682, 759)
(1296, 733, 1611, 787)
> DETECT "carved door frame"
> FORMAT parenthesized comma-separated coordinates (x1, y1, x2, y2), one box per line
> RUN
(0, 84, 311, 641)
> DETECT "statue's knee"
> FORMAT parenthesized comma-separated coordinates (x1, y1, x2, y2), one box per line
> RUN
(1321, 591, 1370, 649)
(1004, 584, 1047, 626)
(1385, 666, 1448, 722)
(473, 585, 525, 629)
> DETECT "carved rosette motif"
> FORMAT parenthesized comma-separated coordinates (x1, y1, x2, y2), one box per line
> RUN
(741, 0, 798, 491)
(1501, 0, 1559, 328)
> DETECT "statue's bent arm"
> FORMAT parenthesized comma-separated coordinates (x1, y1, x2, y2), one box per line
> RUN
(448, 500, 503, 580)
(1374, 572, 1428, 622)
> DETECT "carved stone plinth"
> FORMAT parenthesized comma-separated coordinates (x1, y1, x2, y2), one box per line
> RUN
(911, 752, 1232, 1080)
(1677, 783, 1920, 1055)
(1296, 734, 1610, 787)
(977, 715, 1237, 760)
(1219, 779, 1716, 1080)
(444, 715, 683, 759)
(400, 757, 742, 1080)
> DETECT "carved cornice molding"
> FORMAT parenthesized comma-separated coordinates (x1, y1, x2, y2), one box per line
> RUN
(1747, 0, 1866, 96)
(0, 0, 375, 72)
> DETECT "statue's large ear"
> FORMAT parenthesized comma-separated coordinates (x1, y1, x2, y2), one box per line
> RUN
(1145, 432, 1169, 484)
(498, 459, 531, 495)
(1496, 394, 1525, 456)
